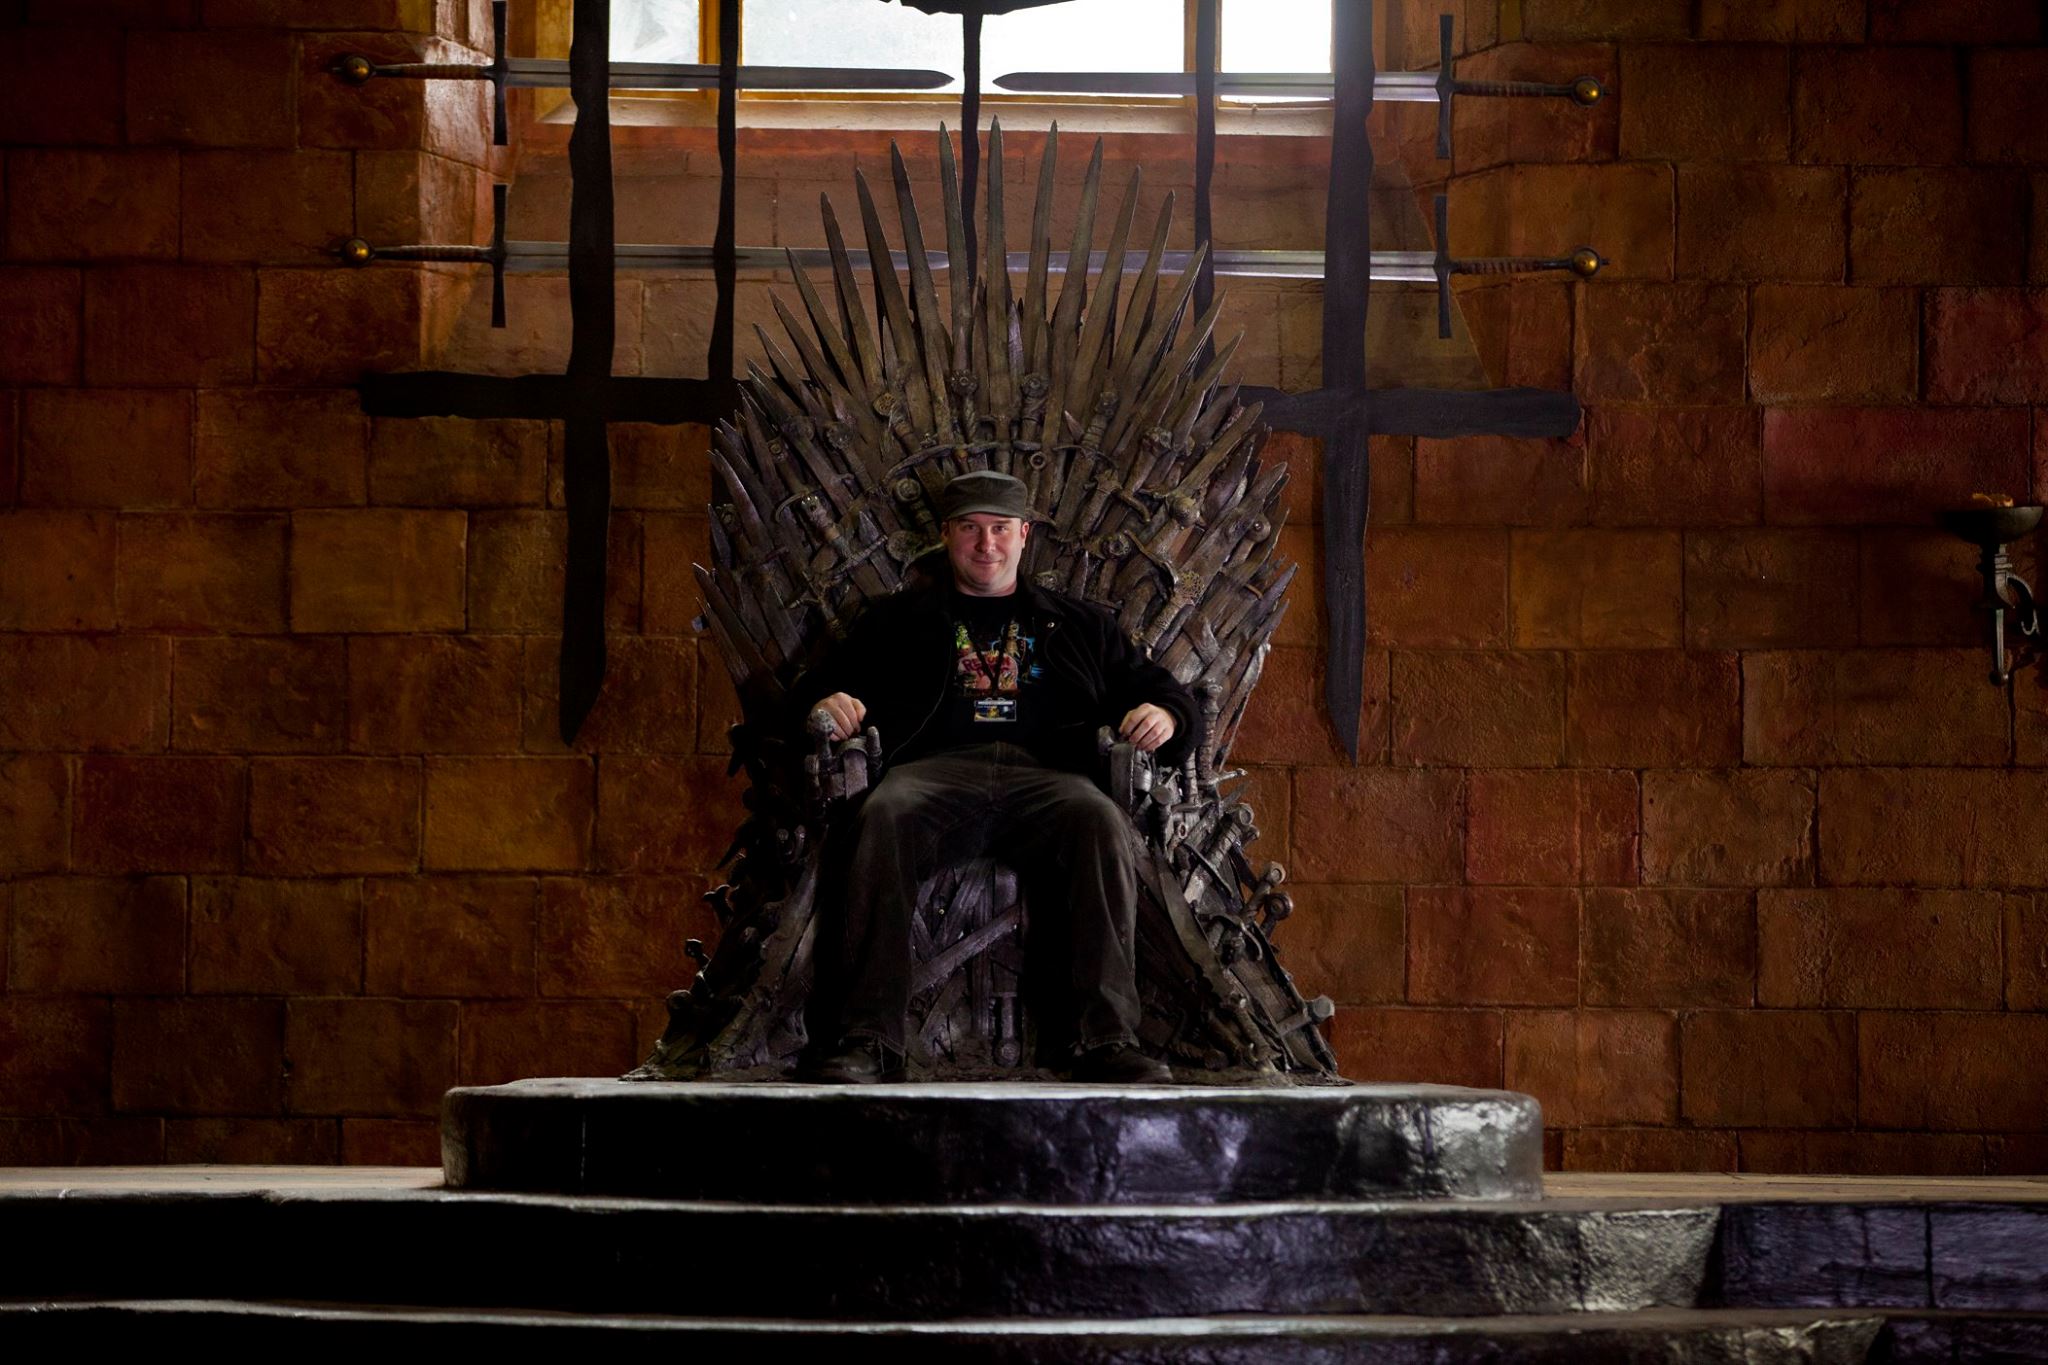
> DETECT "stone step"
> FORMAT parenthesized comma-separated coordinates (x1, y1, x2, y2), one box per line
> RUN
(0, 1189, 1715, 1319)
(442, 1078, 1544, 1203)
(0, 1301, 1928, 1363)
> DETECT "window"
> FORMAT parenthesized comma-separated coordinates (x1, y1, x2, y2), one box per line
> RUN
(607, 0, 1332, 98)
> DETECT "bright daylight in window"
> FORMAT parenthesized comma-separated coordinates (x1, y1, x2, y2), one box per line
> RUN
(612, 0, 1332, 92)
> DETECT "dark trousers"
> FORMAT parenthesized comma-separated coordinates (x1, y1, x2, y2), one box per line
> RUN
(822, 742, 1142, 1057)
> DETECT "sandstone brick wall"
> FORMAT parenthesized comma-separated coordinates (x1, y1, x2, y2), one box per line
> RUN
(2, 0, 2044, 1172)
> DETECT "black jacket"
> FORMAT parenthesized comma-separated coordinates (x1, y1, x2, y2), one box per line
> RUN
(791, 554, 1199, 773)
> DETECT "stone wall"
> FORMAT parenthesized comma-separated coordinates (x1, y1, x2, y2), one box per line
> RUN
(1, 0, 2044, 1171)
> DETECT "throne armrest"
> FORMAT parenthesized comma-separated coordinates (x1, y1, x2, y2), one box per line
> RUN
(805, 706, 882, 807)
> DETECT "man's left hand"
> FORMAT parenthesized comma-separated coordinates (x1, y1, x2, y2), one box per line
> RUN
(1119, 703, 1177, 753)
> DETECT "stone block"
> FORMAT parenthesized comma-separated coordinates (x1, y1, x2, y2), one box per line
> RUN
(368, 416, 548, 508)
(1749, 284, 1919, 402)
(363, 876, 537, 998)
(592, 754, 750, 875)
(206, 0, 437, 29)
(0, 391, 15, 503)
(1408, 887, 1580, 1007)
(1466, 768, 1637, 887)
(0, 27, 121, 144)
(466, 507, 642, 633)
(1860, 1012, 2048, 1131)
(290, 508, 466, 633)
(0, 511, 116, 629)
(1270, 884, 1404, 1006)
(1682, 529, 1858, 649)
(1969, 49, 2048, 163)
(256, 267, 428, 385)
(442, 276, 646, 377)
(1682, 1009, 1855, 1128)
(117, 513, 288, 632)
(1762, 406, 2031, 523)
(247, 757, 420, 876)
(1328, 1007, 1502, 1090)
(1739, 1129, 1991, 1176)
(1794, 46, 1964, 166)
(1642, 768, 1816, 888)
(8, 876, 184, 993)
(1849, 169, 2028, 286)
(356, 151, 487, 252)
(641, 510, 711, 636)
(190, 877, 364, 995)
(1364, 527, 1509, 648)
(536, 876, 710, 999)
(603, 422, 716, 511)
(0, 268, 81, 385)
(1291, 768, 1463, 884)
(1744, 649, 2007, 765)
(1676, 167, 1846, 282)
(1583, 887, 1756, 1008)
(1453, 42, 1618, 173)
(1586, 407, 1763, 527)
(74, 755, 243, 874)
(1518, 0, 1690, 39)
(1698, 0, 1865, 39)
(1565, 651, 1742, 768)
(1511, 529, 1681, 648)
(285, 997, 457, 1117)
(20, 388, 192, 508)
(0, 755, 69, 876)
(1506, 1010, 1678, 1128)
(424, 757, 594, 872)
(695, 639, 743, 754)
(125, 30, 294, 147)
(195, 389, 368, 509)
(521, 636, 698, 754)
(1871, 0, 2039, 38)
(1817, 767, 2048, 888)
(1413, 434, 1586, 527)
(1926, 288, 2048, 403)
(165, 1118, 340, 1166)
(1232, 645, 1391, 767)
(459, 1000, 639, 1087)
(1859, 528, 1984, 647)
(0, 635, 169, 751)
(339, 1118, 439, 1165)
(112, 997, 284, 1115)
(83, 265, 256, 386)
(1564, 1127, 1739, 1172)
(347, 635, 523, 753)
(1390, 651, 1565, 766)
(181, 149, 357, 264)
(1619, 45, 1790, 162)
(1575, 284, 1746, 405)
(1458, 280, 1574, 392)
(2008, 897, 2048, 1009)
(1759, 888, 2005, 1009)
(5, 149, 179, 260)
(0, 999, 111, 1118)
(173, 636, 346, 754)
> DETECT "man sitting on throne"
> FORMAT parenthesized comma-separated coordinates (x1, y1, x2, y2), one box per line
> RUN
(795, 470, 1197, 1085)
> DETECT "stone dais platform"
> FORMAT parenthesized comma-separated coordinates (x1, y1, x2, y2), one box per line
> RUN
(442, 1078, 1544, 1204)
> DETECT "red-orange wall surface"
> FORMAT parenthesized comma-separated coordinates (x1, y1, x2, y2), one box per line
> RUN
(0, 0, 2044, 1173)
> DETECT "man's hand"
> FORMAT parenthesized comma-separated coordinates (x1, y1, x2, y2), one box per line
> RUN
(1118, 703, 1176, 753)
(817, 691, 868, 742)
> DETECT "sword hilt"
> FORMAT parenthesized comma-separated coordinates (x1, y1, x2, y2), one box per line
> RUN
(1431, 194, 1602, 339)
(1434, 14, 1605, 160)
(332, 0, 509, 146)
(334, 182, 510, 328)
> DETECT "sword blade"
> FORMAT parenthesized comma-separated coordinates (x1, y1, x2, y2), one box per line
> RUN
(993, 70, 1441, 102)
(503, 57, 952, 91)
(503, 240, 1443, 282)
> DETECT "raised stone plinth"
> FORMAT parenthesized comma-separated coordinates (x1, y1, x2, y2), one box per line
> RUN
(441, 1079, 1543, 1203)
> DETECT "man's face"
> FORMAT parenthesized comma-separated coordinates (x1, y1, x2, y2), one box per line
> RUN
(943, 513, 1031, 596)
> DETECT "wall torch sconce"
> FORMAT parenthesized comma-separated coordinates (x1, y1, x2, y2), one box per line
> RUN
(1942, 502, 2042, 685)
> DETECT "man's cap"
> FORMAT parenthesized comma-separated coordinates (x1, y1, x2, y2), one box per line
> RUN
(938, 469, 1035, 523)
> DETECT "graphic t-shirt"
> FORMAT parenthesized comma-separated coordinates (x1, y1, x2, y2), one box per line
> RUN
(929, 588, 1047, 755)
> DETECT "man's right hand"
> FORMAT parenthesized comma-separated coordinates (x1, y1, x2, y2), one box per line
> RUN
(816, 691, 868, 742)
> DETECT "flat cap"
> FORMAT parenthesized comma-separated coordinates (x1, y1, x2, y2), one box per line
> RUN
(938, 469, 1034, 522)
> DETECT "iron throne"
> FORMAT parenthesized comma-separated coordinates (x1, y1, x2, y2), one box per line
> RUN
(631, 124, 1339, 1083)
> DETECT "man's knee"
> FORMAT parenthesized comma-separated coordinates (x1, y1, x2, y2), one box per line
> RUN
(1051, 783, 1129, 843)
